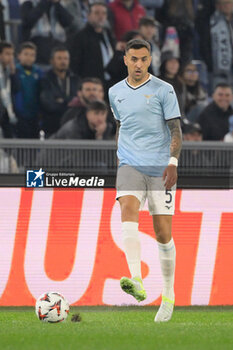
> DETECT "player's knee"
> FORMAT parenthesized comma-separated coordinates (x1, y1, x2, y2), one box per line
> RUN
(121, 203, 138, 217)
(119, 201, 139, 220)
(154, 226, 171, 243)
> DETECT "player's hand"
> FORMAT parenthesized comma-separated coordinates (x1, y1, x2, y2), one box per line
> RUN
(95, 122, 107, 140)
(163, 165, 177, 190)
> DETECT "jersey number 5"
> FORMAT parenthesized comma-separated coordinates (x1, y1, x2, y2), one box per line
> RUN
(165, 190, 172, 204)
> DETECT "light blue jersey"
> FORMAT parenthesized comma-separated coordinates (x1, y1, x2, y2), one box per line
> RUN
(109, 74, 181, 176)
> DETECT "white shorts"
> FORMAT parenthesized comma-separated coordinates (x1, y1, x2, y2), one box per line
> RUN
(116, 165, 176, 215)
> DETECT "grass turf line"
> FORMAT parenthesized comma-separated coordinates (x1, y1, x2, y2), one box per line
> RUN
(0, 306, 232, 350)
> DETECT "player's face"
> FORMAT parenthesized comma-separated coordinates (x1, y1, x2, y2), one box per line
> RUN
(0, 48, 14, 67)
(18, 48, 36, 67)
(79, 82, 104, 104)
(213, 87, 233, 111)
(124, 48, 152, 82)
(86, 110, 107, 129)
(51, 51, 70, 72)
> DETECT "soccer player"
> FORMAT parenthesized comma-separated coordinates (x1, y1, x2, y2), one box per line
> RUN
(108, 39, 182, 322)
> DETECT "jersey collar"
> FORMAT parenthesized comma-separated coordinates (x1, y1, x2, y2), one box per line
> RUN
(125, 74, 152, 90)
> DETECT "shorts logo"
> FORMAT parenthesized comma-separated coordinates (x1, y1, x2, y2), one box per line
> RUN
(26, 168, 45, 187)
(165, 205, 172, 209)
(118, 98, 125, 103)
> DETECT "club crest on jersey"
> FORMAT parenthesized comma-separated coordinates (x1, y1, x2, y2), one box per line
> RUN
(144, 94, 154, 104)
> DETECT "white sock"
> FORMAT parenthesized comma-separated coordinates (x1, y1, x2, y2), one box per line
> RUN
(157, 238, 176, 301)
(122, 221, 141, 279)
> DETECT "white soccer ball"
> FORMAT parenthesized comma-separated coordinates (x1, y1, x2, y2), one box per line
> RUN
(35, 292, 69, 323)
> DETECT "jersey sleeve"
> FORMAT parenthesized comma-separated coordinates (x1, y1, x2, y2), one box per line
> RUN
(108, 89, 120, 121)
(162, 86, 181, 121)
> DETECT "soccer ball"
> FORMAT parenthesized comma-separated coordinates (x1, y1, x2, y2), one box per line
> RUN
(35, 292, 69, 323)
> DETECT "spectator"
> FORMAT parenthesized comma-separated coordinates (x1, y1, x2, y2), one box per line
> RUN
(14, 42, 43, 138)
(106, 30, 143, 86)
(0, 1, 5, 40)
(40, 46, 79, 137)
(223, 115, 233, 142)
(156, 0, 195, 64)
(36, 100, 113, 169)
(0, 141, 19, 173)
(63, 0, 89, 35)
(52, 100, 113, 140)
(195, 0, 215, 59)
(0, 120, 19, 172)
(69, 2, 115, 90)
(181, 120, 213, 168)
(195, 0, 215, 21)
(181, 61, 208, 123)
(182, 122, 202, 141)
(161, 26, 180, 58)
(0, 41, 20, 138)
(139, 16, 161, 75)
(159, 50, 184, 114)
(109, 0, 146, 41)
(61, 76, 116, 135)
(60, 77, 105, 126)
(199, 0, 233, 91)
(139, 0, 164, 17)
(1, 0, 12, 42)
(6, 0, 22, 46)
(198, 83, 233, 140)
(21, 0, 73, 65)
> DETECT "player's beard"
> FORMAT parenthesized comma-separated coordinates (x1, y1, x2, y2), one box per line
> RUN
(133, 70, 145, 82)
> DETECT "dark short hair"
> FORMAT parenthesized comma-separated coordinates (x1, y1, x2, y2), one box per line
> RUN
(0, 41, 14, 54)
(214, 82, 233, 91)
(139, 16, 157, 28)
(87, 100, 108, 113)
(183, 122, 202, 135)
(50, 46, 69, 59)
(18, 41, 37, 54)
(80, 77, 104, 90)
(125, 39, 151, 54)
(89, 2, 107, 13)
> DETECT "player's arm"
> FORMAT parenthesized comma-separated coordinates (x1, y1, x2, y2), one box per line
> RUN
(167, 118, 182, 160)
(163, 118, 182, 190)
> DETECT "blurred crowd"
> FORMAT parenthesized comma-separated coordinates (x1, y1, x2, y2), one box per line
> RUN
(0, 0, 233, 143)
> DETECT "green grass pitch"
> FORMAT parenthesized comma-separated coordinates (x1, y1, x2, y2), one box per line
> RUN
(0, 306, 233, 350)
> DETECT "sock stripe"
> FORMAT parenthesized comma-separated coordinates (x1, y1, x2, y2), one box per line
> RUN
(158, 245, 175, 252)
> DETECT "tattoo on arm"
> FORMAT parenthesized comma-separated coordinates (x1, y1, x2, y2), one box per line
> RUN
(167, 118, 182, 160)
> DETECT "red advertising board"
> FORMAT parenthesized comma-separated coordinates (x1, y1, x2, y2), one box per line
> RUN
(0, 188, 232, 306)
